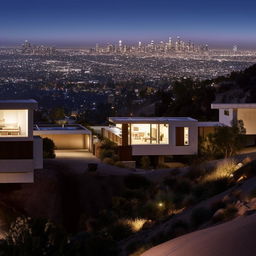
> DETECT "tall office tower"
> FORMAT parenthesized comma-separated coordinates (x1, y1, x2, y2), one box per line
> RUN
(138, 41, 142, 52)
(119, 40, 122, 48)
(168, 37, 172, 50)
(188, 41, 192, 51)
(95, 43, 99, 53)
(233, 45, 238, 53)
(177, 36, 181, 51)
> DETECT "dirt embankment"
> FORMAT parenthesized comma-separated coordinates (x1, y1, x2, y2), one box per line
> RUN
(0, 161, 125, 234)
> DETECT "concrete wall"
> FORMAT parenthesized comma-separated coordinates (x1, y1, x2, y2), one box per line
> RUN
(0, 172, 34, 183)
(132, 121, 198, 156)
(219, 108, 236, 127)
(237, 109, 256, 135)
(0, 159, 34, 173)
(33, 136, 43, 169)
(40, 134, 89, 149)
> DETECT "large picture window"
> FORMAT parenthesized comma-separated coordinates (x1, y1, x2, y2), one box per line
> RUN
(130, 123, 169, 145)
(0, 110, 28, 137)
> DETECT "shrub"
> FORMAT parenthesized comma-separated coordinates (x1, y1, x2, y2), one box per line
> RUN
(126, 239, 146, 254)
(165, 220, 190, 239)
(124, 175, 151, 190)
(100, 149, 116, 161)
(108, 222, 133, 241)
(190, 207, 212, 228)
(223, 205, 238, 220)
(43, 137, 56, 158)
(249, 188, 256, 198)
(87, 163, 98, 172)
(182, 194, 198, 207)
(210, 200, 227, 213)
(174, 179, 193, 195)
(103, 157, 115, 165)
(202, 159, 239, 182)
(140, 156, 151, 169)
(115, 161, 125, 168)
(124, 218, 147, 232)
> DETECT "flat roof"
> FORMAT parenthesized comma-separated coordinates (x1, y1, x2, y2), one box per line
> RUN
(109, 117, 197, 124)
(198, 122, 224, 127)
(0, 99, 38, 110)
(33, 124, 92, 135)
(211, 103, 256, 109)
(104, 126, 122, 137)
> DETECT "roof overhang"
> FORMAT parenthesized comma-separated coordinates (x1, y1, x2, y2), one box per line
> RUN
(109, 117, 198, 124)
(0, 99, 38, 110)
(211, 103, 256, 109)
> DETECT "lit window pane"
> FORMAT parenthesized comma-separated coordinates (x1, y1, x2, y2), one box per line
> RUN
(159, 124, 169, 144)
(0, 110, 28, 137)
(151, 124, 158, 144)
(131, 124, 151, 144)
(184, 127, 189, 145)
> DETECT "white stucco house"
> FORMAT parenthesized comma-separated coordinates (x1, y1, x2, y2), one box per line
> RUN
(0, 99, 43, 183)
(211, 103, 256, 145)
(101, 117, 199, 165)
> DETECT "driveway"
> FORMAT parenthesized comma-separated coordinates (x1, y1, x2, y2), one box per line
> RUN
(45, 149, 134, 176)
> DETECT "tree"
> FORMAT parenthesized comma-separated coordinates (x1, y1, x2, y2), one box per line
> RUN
(200, 120, 246, 158)
(43, 137, 56, 158)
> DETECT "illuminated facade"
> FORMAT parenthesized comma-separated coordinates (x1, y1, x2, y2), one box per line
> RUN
(212, 103, 256, 145)
(104, 117, 198, 164)
(0, 100, 43, 183)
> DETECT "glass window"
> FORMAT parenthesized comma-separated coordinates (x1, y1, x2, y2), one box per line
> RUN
(176, 127, 190, 146)
(151, 124, 158, 144)
(130, 123, 169, 145)
(224, 110, 229, 116)
(184, 127, 189, 145)
(0, 110, 28, 137)
(159, 124, 169, 144)
(131, 124, 151, 144)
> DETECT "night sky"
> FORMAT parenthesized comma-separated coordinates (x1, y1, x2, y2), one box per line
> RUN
(1, 0, 256, 48)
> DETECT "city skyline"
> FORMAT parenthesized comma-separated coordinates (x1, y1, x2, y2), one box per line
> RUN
(1, 0, 256, 48)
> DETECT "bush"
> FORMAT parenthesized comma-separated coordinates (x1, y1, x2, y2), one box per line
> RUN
(114, 161, 125, 168)
(165, 220, 190, 239)
(103, 157, 115, 165)
(108, 222, 133, 241)
(87, 163, 98, 172)
(100, 149, 116, 161)
(124, 175, 151, 190)
(202, 159, 239, 182)
(223, 205, 238, 220)
(190, 207, 212, 228)
(43, 137, 56, 158)
(249, 188, 256, 198)
(141, 156, 151, 169)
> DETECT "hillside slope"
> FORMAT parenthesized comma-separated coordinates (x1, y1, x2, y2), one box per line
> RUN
(142, 213, 256, 256)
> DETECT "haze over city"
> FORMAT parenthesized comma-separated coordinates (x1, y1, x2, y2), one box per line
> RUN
(1, 0, 256, 48)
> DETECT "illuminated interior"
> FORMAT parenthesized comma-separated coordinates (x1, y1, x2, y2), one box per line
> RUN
(130, 123, 169, 145)
(0, 110, 28, 137)
(184, 127, 189, 145)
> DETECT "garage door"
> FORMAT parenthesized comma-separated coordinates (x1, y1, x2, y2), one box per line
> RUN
(41, 134, 86, 149)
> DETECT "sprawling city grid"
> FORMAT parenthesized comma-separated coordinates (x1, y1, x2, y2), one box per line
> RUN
(0, 38, 256, 120)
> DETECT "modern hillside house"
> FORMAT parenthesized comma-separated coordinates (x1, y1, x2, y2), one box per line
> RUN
(212, 103, 256, 145)
(103, 117, 199, 165)
(0, 100, 43, 183)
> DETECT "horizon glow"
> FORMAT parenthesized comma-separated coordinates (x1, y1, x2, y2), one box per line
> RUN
(1, 0, 256, 49)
